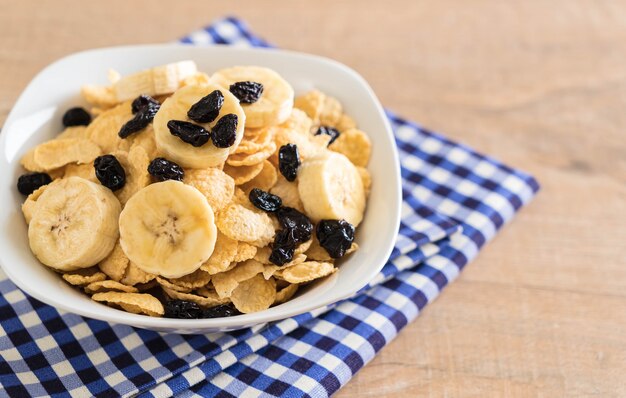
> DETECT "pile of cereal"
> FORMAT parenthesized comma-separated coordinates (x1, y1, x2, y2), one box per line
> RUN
(17, 61, 372, 318)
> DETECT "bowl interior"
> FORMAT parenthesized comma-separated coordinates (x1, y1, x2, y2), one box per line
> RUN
(0, 44, 401, 333)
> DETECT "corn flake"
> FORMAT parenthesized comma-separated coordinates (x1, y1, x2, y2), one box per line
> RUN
(121, 263, 156, 286)
(28, 138, 102, 172)
(269, 175, 305, 212)
(62, 268, 107, 286)
(155, 277, 193, 293)
(269, 110, 329, 163)
(234, 242, 258, 262)
(295, 239, 313, 255)
(98, 242, 129, 282)
(169, 268, 212, 289)
(240, 160, 278, 193)
(305, 236, 332, 261)
(113, 146, 151, 205)
(92, 292, 164, 316)
(319, 95, 343, 126)
(215, 203, 275, 246)
(211, 259, 264, 298)
(81, 84, 118, 108)
(86, 101, 133, 153)
(277, 261, 336, 284)
(134, 280, 159, 292)
(231, 275, 276, 314)
(162, 286, 230, 307)
(335, 114, 357, 132)
(129, 126, 158, 159)
(262, 254, 307, 280)
(226, 141, 276, 167)
(235, 126, 275, 155)
(184, 167, 235, 212)
(294, 90, 325, 123)
(200, 232, 239, 275)
(253, 246, 271, 264)
(223, 162, 264, 185)
(57, 126, 89, 141)
(274, 284, 299, 305)
(329, 128, 372, 167)
(62, 163, 97, 182)
(85, 280, 138, 294)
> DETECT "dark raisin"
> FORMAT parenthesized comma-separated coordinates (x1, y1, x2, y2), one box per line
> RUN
(211, 114, 238, 148)
(164, 300, 202, 319)
(187, 90, 224, 123)
(119, 101, 160, 138)
(62, 107, 91, 127)
(94, 155, 126, 191)
(131, 95, 160, 114)
(167, 120, 210, 147)
(148, 157, 184, 182)
(229, 81, 264, 104)
(275, 207, 312, 243)
(17, 172, 52, 196)
(269, 229, 296, 265)
(315, 126, 341, 145)
(278, 144, 300, 182)
(316, 219, 355, 258)
(202, 304, 239, 318)
(249, 188, 282, 212)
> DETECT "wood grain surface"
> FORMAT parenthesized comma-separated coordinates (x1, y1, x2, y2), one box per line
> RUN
(1, 1, 624, 396)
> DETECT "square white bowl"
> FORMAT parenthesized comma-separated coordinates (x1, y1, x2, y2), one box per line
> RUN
(0, 44, 401, 333)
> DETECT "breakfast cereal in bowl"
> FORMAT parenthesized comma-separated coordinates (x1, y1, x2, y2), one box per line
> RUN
(16, 61, 372, 319)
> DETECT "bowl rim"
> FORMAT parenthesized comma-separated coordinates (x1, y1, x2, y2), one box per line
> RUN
(0, 43, 402, 331)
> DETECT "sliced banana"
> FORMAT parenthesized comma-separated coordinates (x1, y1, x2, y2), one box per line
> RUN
(154, 84, 246, 168)
(297, 152, 366, 226)
(118, 181, 217, 278)
(209, 66, 294, 128)
(28, 177, 121, 271)
(82, 61, 197, 105)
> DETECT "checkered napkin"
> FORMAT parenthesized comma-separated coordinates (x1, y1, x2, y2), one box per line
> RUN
(0, 17, 539, 398)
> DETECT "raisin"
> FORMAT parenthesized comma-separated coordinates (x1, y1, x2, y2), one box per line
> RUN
(211, 114, 238, 148)
(131, 94, 160, 114)
(148, 157, 184, 182)
(119, 100, 160, 138)
(278, 144, 300, 182)
(187, 90, 224, 123)
(316, 219, 355, 258)
(315, 126, 341, 145)
(164, 300, 202, 319)
(275, 207, 312, 243)
(167, 120, 210, 147)
(229, 81, 264, 104)
(202, 304, 239, 318)
(62, 107, 91, 127)
(249, 188, 282, 212)
(94, 155, 126, 191)
(269, 229, 296, 265)
(17, 172, 52, 196)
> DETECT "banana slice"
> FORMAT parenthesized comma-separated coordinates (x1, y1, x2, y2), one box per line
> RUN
(297, 152, 366, 226)
(118, 181, 217, 278)
(209, 66, 294, 128)
(153, 84, 246, 168)
(82, 61, 198, 105)
(28, 177, 121, 271)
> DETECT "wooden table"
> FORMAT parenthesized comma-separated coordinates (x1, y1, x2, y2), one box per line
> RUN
(2, 1, 624, 396)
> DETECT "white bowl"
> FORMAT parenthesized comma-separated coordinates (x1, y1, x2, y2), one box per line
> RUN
(0, 45, 401, 333)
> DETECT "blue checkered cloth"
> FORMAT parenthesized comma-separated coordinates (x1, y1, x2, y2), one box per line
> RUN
(0, 17, 539, 398)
